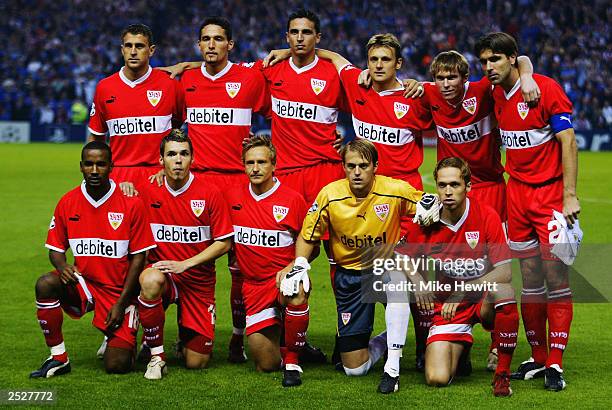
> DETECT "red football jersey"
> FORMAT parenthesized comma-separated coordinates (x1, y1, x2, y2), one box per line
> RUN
(492, 74, 573, 185)
(141, 173, 234, 286)
(340, 64, 431, 178)
(248, 57, 348, 171)
(227, 179, 307, 283)
(402, 198, 511, 281)
(88, 67, 185, 167)
(422, 78, 504, 185)
(181, 63, 269, 172)
(45, 181, 156, 290)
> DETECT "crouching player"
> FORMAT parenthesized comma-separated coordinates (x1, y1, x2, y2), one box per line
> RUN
(279, 139, 439, 394)
(400, 157, 519, 396)
(136, 130, 233, 379)
(32, 141, 155, 377)
(227, 136, 317, 387)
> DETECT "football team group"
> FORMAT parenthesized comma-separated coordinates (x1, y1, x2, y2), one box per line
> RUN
(30, 8, 581, 398)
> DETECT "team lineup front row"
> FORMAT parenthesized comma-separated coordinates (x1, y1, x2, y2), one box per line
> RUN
(31, 10, 581, 397)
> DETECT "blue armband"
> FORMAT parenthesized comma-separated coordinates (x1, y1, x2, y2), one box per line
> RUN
(550, 113, 573, 134)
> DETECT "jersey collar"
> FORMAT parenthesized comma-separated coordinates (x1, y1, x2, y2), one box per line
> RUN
(504, 78, 521, 100)
(441, 198, 470, 232)
(376, 78, 404, 96)
(249, 177, 280, 201)
(119, 65, 152, 88)
(201, 61, 233, 81)
(289, 55, 319, 74)
(80, 179, 116, 208)
(164, 172, 194, 197)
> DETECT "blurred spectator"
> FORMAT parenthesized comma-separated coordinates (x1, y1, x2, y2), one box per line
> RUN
(0, 0, 609, 129)
(70, 100, 88, 124)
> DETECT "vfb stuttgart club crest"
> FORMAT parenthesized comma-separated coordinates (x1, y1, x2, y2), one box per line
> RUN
(394, 102, 409, 119)
(108, 212, 124, 230)
(517, 102, 529, 120)
(191, 200, 206, 217)
(147, 90, 162, 107)
(462, 97, 477, 115)
(311, 78, 326, 95)
(374, 204, 390, 221)
(273, 205, 289, 222)
(341, 312, 351, 325)
(226, 82, 241, 98)
(465, 231, 480, 249)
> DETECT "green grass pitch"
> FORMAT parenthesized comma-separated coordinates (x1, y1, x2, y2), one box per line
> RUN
(1, 144, 611, 408)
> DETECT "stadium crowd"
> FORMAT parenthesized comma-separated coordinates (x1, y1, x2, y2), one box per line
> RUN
(0, 0, 609, 128)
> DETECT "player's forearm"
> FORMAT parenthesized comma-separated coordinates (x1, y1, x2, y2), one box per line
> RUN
(295, 236, 317, 262)
(183, 238, 232, 270)
(558, 129, 578, 197)
(49, 250, 69, 272)
(517, 55, 534, 77)
(118, 252, 146, 306)
(315, 49, 351, 71)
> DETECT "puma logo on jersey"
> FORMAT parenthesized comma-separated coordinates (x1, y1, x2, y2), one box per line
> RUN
(226, 82, 241, 98)
(517, 102, 529, 120)
(151, 201, 162, 209)
(560, 115, 572, 124)
(105, 96, 116, 104)
(147, 90, 162, 107)
(69, 214, 80, 222)
(186, 86, 196, 92)
(311, 78, 326, 95)
(108, 212, 124, 230)
(394, 102, 409, 119)
(462, 97, 477, 115)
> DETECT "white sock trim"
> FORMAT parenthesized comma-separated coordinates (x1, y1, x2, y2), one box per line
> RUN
(50, 342, 66, 356)
(232, 327, 245, 336)
(150, 346, 165, 356)
(344, 358, 372, 377)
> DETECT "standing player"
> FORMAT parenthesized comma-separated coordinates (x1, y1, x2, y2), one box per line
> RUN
(279, 139, 439, 393)
(178, 16, 270, 363)
(475, 32, 580, 391)
(228, 136, 317, 387)
(400, 157, 519, 397)
(421, 50, 538, 371)
(136, 130, 233, 378)
(88, 24, 184, 191)
(267, 33, 431, 189)
(32, 141, 155, 377)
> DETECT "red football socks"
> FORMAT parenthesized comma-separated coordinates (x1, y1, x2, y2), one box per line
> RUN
(36, 298, 67, 362)
(284, 303, 309, 365)
(138, 296, 165, 360)
(494, 302, 519, 374)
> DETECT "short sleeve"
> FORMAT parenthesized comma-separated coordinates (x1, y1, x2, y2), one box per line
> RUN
(300, 188, 330, 242)
(88, 84, 107, 135)
(207, 187, 234, 240)
(45, 200, 68, 253)
(128, 198, 156, 254)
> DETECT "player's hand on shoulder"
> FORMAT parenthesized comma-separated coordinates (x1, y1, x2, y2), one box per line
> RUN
(520, 73, 541, 107)
(156, 62, 196, 79)
(119, 181, 138, 197)
(358, 69, 372, 89)
(263, 49, 291, 68)
(149, 169, 165, 187)
(403, 79, 425, 99)
(243, 131, 255, 146)
(413, 193, 441, 226)
(562, 194, 580, 228)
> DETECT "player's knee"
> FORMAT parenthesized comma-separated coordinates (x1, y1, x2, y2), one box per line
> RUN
(287, 288, 309, 305)
(255, 357, 280, 373)
(494, 283, 515, 301)
(104, 356, 133, 374)
(543, 261, 569, 290)
(139, 268, 165, 299)
(519, 258, 543, 285)
(35, 273, 62, 299)
(425, 369, 451, 387)
(343, 362, 370, 377)
(185, 354, 210, 369)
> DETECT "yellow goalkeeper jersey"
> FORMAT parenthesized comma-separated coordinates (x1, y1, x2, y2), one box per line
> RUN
(301, 175, 423, 270)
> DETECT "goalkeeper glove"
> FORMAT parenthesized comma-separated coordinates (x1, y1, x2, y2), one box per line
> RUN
(280, 256, 311, 297)
(412, 193, 441, 226)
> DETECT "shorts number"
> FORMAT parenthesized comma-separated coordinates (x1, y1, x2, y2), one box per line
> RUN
(125, 305, 139, 330)
(208, 304, 216, 326)
(548, 220, 562, 243)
